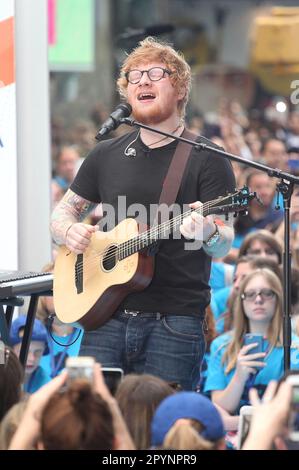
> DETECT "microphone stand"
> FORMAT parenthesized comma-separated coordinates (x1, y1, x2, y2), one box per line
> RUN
(120, 116, 299, 371)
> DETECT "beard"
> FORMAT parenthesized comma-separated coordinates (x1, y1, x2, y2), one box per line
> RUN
(131, 99, 176, 125)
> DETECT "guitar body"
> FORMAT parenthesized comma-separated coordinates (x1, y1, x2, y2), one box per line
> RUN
(54, 218, 154, 330)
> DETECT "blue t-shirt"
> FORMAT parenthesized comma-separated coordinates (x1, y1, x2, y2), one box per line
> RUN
(209, 262, 234, 292)
(40, 329, 82, 378)
(204, 332, 299, 413)
(24, 366, 51, 393)
(54, 176, 69, 192)
(210, 286, 231, 333)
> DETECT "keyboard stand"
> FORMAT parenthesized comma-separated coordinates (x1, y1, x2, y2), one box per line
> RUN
(0, 271, 53, 367)
(0, 297, 24, 345)
(1, 291, 53, 367)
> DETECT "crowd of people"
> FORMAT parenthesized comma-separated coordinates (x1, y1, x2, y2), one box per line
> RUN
(2, 36, 299, 452)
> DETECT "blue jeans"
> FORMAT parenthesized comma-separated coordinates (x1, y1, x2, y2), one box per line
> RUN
(79, 310, 206, 390)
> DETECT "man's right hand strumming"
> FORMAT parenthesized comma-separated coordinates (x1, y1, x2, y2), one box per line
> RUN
(65, 222, 98, 254)
(50, 189, 98, 251)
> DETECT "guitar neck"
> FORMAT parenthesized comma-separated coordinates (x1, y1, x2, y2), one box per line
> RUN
(117, 198, 224, 261)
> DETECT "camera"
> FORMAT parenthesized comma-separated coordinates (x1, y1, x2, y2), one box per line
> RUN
(286, 374, 299, 441)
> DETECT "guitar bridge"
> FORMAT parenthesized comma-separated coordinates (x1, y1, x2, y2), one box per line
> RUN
(75, 254, 83, 294)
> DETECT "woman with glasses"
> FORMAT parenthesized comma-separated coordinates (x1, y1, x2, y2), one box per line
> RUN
(50, 37, 235, 390)
(204, 268, 299, 415)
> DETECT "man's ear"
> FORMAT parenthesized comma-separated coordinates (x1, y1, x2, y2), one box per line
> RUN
(177, 86, 186, 101)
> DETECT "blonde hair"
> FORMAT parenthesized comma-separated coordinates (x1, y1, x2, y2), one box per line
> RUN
(223, 268, 283, 374)
(117, 37, 191, 120)
(163, 419, 215, 450)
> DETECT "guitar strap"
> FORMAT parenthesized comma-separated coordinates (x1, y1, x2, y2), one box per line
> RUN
(155, 128, 197, 220)
(149, 128, 197, 255)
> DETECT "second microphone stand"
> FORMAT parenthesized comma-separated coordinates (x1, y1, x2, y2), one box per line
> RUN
(120, 116, 299, 371)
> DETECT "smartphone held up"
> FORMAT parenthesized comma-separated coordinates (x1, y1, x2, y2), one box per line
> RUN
(65, 357, 123, 395)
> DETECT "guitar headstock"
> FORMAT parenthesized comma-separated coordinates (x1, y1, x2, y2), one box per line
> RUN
(208, 186, 256, 217)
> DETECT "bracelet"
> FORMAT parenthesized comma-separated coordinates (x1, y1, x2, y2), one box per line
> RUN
(204, 223, 220, 247)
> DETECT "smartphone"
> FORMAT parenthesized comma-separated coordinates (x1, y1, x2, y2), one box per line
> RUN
(102, 367, 124, 396)
(286, 375, 299, 441)
(237, 405, 254, 449)
(243, 333, 264, 355)
(65, 356, 95, 383)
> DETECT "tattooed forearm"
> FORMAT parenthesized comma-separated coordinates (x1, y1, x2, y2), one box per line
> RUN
(50, 189, 97, 245)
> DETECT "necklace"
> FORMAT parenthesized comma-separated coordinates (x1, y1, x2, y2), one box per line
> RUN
(147, 124, 182, 148)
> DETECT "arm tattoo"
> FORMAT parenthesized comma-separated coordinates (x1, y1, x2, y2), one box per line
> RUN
(50, 189, 97, 245)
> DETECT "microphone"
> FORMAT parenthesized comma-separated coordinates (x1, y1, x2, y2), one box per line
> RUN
(95, 103, 132, 140)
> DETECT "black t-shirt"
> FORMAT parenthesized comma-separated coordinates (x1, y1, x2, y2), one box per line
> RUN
(70, 130, 236, 316)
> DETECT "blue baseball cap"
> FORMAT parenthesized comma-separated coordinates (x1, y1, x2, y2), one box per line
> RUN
(151, 391, 225, 446)
(10, 315, 49, 355)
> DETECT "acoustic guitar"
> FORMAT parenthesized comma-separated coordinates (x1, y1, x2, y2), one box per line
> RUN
(53, 187, 255, 330)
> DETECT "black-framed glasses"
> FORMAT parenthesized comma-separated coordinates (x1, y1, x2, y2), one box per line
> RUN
(241, 288, 276, 302)
(125, 67, 172, 84)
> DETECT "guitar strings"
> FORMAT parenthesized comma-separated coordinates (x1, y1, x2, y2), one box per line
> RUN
(75, 195, 235, 275)
(74, 193, 238, 276)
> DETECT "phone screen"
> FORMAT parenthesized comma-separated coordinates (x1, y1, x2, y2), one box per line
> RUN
(243, 334, 264, 355)
(102, 368, 123, 396)
(66, 357, 95, 384)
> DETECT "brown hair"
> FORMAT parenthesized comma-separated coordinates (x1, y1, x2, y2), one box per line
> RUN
(0, 346, 24, 421)
(0, 398, 28, 449)
(220, 256, 282, 333)
(239, 229, 282, 264)
(115, 374, 174, 449)
(205, 306, 218, 351)
(117, 37, 191, 120)
(40, 380, 114, 450)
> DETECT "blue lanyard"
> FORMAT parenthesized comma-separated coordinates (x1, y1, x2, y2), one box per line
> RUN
(47, 329, 78, 378)
(24, 368, 38, 393)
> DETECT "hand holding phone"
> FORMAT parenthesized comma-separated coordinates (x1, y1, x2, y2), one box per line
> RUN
(236, 334, 266, 381)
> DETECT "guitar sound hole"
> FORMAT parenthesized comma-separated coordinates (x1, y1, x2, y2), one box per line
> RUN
(102, 244, 118, 271)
